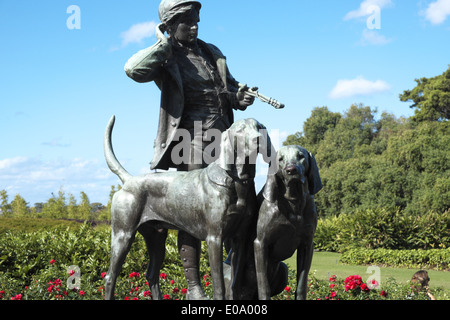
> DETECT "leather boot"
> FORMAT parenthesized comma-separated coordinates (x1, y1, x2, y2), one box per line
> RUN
(178, 230, 207, 300)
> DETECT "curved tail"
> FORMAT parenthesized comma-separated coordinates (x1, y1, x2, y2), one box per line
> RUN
(104, 115, 132, 184)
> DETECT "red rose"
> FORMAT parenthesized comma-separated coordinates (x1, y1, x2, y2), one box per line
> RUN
(360, 283, 370, 292)
(163, 294, 171, 300)
(370, 279, 379, 287)
(11, 294, 22, 300)
(101, 272, 107, 279)
(181, 288, 188, 294)
(50, 259, 56, 265)
(284, 286, 291, 292)
(160, 273, 167, 279)
(380, 290, 388, 298)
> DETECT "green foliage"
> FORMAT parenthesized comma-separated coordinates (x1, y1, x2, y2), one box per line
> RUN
(0, 190, 11, 216)
(284, 106, 341, 155)
(301, 273, 445, 300)
(1, 222, 445, 300)
(10, 194, 29, 217)
(314, 208, 449, 253)
(0, 217, 81, 234)
(0, 222, 213, 300)
(340, 248, 450, 271)
(285, 103, 449, 218)
(400, 65, 450, 122)
(0, 186, 117, 222)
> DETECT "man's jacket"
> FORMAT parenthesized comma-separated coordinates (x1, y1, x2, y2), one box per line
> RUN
(125, 37, 240, 170)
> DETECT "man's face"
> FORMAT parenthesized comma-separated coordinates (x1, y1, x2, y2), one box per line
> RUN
(172, 10, 199, 45)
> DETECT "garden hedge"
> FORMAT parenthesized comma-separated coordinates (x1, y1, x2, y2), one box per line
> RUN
(340, 248, 450, 271)
(314, 208, 449, 252)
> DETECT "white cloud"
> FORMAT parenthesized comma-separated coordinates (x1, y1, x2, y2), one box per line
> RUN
(344, 0, 393, 20)
(0, 157, 118, 204)
(424, 0, 450, 25)
(329, 76, 391, 99)
(0, 157, 28, 170)
(359, 29, 393, 46)
(121, 21, 157, 47)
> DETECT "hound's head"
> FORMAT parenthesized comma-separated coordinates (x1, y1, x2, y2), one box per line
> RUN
(263, 145, 322, 203)
(219, 118, 275, 176)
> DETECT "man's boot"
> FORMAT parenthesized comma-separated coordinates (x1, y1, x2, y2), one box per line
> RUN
(178, 230, 207, 300)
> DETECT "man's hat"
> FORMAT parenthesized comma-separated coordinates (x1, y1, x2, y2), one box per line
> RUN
(159, 0, 201, 24)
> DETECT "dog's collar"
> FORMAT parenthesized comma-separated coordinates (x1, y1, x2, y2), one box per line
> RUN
(206, 163, 254, 187)
(206, 163, 234, 187)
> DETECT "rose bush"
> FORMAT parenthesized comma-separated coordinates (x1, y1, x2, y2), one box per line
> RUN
(272, 269, 445, 300)
(0, 223, 446, 300)
(1, 263, 444, 300)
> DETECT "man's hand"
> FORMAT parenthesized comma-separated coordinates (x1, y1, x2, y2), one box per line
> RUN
(237, 84, 258, 110)
(156, 23, 169, 43)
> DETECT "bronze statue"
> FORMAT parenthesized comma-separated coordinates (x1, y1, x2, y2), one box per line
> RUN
(108, 0, 296, 301)
(124, 0, 262, 299)
(254, 145, 322, 300)
(103, 116, 273, 300)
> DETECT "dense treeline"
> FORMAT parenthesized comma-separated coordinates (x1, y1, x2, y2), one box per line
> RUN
(285, 66, 449, 218)
(0, 186, 121, 221)
(285, 105, 449, 217)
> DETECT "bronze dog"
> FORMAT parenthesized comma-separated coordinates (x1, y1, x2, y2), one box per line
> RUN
(254, 145, 322, 300)
(103, 116, 273, 300)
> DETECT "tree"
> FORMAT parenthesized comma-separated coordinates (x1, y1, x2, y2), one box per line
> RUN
(314, 104, 378, 168)
(67, 193, 78, 219)
(33, 203, 44, 214)
(41, 190, 67, 219)
(10, 194, 29, 216)
(0, 190, 10, 216)
(284, 106, 341, 154)
(79, 191, 91, 220)
(400, 65, 450, 122)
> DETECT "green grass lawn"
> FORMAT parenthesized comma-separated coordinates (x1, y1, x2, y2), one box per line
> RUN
(285, 251, 450, 293)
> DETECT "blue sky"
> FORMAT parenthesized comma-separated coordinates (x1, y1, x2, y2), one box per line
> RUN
(1, 0, 449, 206)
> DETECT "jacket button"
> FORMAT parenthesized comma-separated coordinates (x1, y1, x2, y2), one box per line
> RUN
(161, 143, 167, 148)
(171, 121, 177, 127)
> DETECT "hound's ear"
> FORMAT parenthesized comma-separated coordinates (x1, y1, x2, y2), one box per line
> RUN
(262, 174, 278, 203)
(307, 152, 323, 195)
(257, 125, 277, 171)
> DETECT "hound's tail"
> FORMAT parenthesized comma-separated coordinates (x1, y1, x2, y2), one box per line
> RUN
(104, 115, 132, 184)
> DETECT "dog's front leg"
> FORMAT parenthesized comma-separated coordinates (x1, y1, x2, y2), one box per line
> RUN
(207, 234, 225, 300)
(296, 239, 314, 300)
(254, 238, 271, 300)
